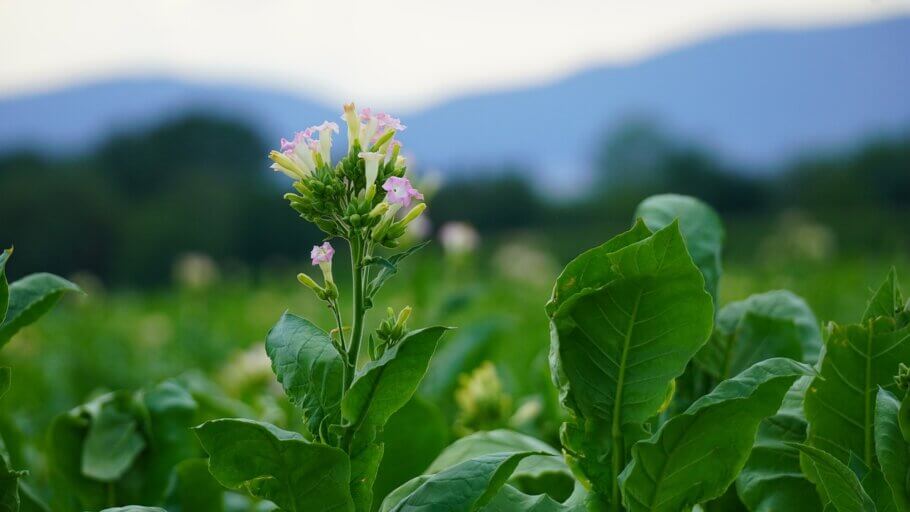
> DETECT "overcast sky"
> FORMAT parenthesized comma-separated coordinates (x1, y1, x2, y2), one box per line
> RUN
(2, 0, 908, 110)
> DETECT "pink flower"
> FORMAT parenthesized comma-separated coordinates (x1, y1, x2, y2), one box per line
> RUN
(377, 113, 406, 132)
(311, 121, 339, 134)
(310, 242, 335, 266)
(382, 176, 424, 208)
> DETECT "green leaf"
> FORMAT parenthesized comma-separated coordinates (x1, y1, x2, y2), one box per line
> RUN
(265, 312, 344, 442)
(81, 393, 146, 482)
(698, 290, 822, 379)
(138, 380, 198, 503)
(426, 429, 572, 500)
(805, 317, 910, 468)
(373, 396, 449, 511)
(863, 467, 898, 512)
(545, 219, 651, 316)
(619, 358, 813, 511)
(634, 194, 724, 303)
(874, 388, 910, 511)
(19, 481, 51, 512)
(863, 268, 904, 322)
(0, 248, 11, 325)
(548, 222, 714, 504)
(736, 377, 824, 512)
(342, 326, 449, 510)
(194, 418, 354, 512)
(479, 484, 577, 512)
(383, 451, 542, 512)
(0, 453, 24, 512)
(0, 272, 81, 347)
(793, 443, 876, 512)
(342, 326, 450, 453)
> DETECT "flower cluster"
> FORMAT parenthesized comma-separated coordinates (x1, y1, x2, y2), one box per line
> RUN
(271, 103, 425, 247)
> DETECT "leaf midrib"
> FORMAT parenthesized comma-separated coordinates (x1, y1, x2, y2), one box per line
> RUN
(611, 289, 643, 505)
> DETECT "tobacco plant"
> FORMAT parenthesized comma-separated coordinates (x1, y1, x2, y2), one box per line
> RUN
(0, 248, 82, 509)
(191, 104, 449, 512)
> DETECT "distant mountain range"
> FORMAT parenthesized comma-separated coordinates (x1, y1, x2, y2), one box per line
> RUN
(1, 16, 908, 184)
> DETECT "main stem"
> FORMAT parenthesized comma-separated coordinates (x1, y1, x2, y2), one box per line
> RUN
(346, 235, 366, 390)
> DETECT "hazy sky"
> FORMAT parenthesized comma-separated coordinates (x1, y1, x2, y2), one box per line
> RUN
(2, 0, 909, 110)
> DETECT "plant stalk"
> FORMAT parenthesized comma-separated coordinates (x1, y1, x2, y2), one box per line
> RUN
(346, 235, 366, 390)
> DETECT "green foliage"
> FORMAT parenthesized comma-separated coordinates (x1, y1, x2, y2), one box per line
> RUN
(697, 290, 822, 380)
(873, 389, 910, 511)
(195, 418, 354, 512)
(47, 381, 199, 511)
(265, 312, 344, 443)
(736, 377, 824, 511)
(793, 443, 875, 511)
(381, 451, 542, 512)
(426, 429, 573, 501)
(634, 194, 724, 303)
(548, 221, 714, 508)
(0, 272, 81, 348)
(619, 358, 812, 511)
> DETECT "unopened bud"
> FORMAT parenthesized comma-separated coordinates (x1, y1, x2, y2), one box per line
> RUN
(395, 306, 412, 330)
(369, 202, 389, 218)
(398, 203, 426, 227)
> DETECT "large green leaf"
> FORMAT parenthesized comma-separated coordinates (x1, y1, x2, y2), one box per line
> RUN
(342, 326, 449, 452)
(736, 376, 824, 512)
(619, 358, 812, 511)
(0, 369, 9, 402)
(479, 484, 578, 512)
(81, 393, 146, 482)
(342, 326, 449, 510)
(545, 219, 652, 316)
(265, 312, 344, 442)
(548, 222, 714, 505)
(634, 194, 724, 303)
(194, 418, 354, 512)
(875, 388, 910, 511)
(383, 451, 541, 512)
(698, 290, 822, 379)
(0, 272, 81, 347)
(0, 249, 11, 325)
(426, 429, 572, 500)
(793, 443, 876, 512)
(805, 317, 910, 468)
(863, 268, 904, 322)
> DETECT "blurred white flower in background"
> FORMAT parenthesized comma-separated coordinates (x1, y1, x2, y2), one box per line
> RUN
(406, 215, 432, 241)
(439, 222, 479, 256)
(173, 252, 220, 290)
(759, 210, 836, 264)
(492, 240, 559, 286)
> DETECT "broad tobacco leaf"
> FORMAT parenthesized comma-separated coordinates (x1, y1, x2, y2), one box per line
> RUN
(164, 458, 225, 512)
(874, 388, 910, 511)
(736, 376, 824, 512)
(634, 194, 724, 304)
(265, 312, 344, 442)
(619, 358, 813, 511)
(548, 222, 714, 505)
(426, 429, 573, 501)
(0, 271, 81, 348)
(804, 316, 910, 469)
(381, 451, 543, 512)
(194, 418, 354, 512)
(480, 484, 580, 512)
(793, 443, 876, 512)
(697, 290, 822, 379)
(341, 326, 449, 510)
